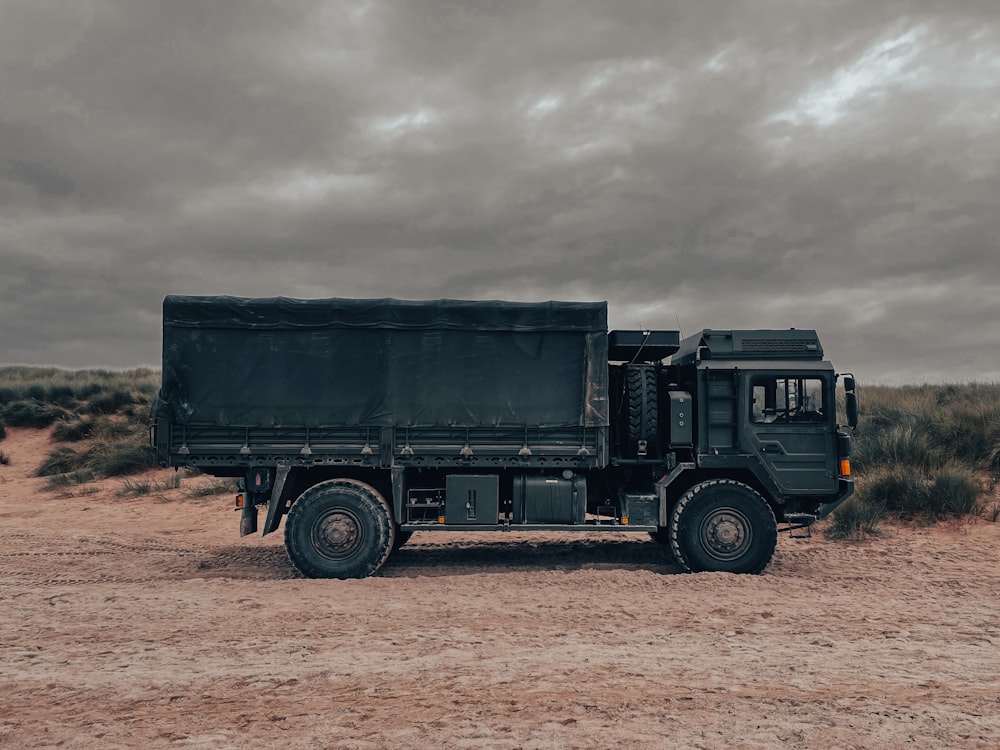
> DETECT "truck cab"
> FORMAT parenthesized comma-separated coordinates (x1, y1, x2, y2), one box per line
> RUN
(672, 329, 853, 517)
(602, 327, 854, 574)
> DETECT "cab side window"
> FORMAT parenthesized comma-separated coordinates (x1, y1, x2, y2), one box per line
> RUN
(751, 377, 825, 424)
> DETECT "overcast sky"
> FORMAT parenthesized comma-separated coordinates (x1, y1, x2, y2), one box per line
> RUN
(2, 1, 998, 383)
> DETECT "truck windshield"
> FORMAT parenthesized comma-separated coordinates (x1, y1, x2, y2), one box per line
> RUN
(751, 376, 825, 424)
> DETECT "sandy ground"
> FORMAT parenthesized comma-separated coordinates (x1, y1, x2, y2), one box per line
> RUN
(1, 426, 999, 749)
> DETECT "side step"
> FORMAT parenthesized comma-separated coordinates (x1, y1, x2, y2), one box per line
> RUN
(780, 513, 818, 539)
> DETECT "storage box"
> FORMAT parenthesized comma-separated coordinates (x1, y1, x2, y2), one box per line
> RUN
(445, 475, 499, 524)
(621, 493, 659, 526)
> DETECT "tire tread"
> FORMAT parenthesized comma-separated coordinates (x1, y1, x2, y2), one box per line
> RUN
(668, 479, 776, 574)
(626, 365, 658, 455)
(285, 478, 395, 579)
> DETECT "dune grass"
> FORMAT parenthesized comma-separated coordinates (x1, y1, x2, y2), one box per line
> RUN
(185, 477, 239, 498)
(117, 473, 182, 498)
(828, 383, 999, 539)
(0, 366, 157, 419)
(0, 366, 159, 485)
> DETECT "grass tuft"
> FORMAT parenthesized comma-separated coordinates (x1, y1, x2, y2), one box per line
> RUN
(89, 442, 157, 477)
(51, 417, 95, 442)
(37, 446, 89, 477)
(45, 385, 77, 408)
(83, 388, 137, 416)
(118, 478, 153, 496)
(186, 477, 237, 497)
(37, 438, 156, 484)
(3, 399, 67, 428)
(930, 465, 982, 518)
(43, 469, 96, 490)
(826, 496, 884, 540)
(861, 467, 933, 518)
(117, 473, 182, 497)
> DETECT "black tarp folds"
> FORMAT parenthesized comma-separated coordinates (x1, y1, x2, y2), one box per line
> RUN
(159, 296, 610, 428)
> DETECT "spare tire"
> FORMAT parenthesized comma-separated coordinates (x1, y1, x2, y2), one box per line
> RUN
(626, 364, 658, 457)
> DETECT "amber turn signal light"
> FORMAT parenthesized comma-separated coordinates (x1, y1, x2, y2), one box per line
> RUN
(840, 459, 851, 477)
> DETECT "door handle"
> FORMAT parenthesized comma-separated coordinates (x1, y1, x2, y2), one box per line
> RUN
(759, 442, 785, 454)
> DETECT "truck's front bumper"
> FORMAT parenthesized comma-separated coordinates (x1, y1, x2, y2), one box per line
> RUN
(816, 479, 855, 520)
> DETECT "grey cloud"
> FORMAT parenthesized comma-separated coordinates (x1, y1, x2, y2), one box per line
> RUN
(2, 160, 76, 199)
(0, 1, 997, 380)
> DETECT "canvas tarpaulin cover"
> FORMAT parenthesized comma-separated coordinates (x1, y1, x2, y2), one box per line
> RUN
(159, 296, 610, 428)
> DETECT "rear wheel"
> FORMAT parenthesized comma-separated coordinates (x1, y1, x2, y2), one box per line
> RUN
(669, 480, 777, 574)
(284, 479, 395, 579)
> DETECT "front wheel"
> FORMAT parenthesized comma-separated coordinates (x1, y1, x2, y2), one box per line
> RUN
(669, 480, 777, 574)
(284, 479, 395, 579)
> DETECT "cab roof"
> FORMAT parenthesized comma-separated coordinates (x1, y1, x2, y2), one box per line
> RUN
(673, 329, 823, 365)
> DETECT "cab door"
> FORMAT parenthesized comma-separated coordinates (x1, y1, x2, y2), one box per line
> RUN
(744, 373, 838, 493)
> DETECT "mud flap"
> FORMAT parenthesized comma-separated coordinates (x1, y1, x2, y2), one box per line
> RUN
(262, 464, 294, 536)
(239, 501, 258, 536)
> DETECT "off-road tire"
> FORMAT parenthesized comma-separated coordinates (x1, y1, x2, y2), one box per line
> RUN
(284, 479, 395, 579)
(669, 479, 777, 574)
(626, 365, 658, 456)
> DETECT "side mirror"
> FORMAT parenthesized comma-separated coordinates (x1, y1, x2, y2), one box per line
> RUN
(845, 392, 859, 429)
(842, 374, 856, 392)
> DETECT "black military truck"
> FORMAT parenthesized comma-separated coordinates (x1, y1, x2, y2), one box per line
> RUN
(153, 296, 858, 578)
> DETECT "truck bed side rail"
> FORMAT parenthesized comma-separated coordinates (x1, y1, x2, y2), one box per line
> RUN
(155, 422, 608, 470)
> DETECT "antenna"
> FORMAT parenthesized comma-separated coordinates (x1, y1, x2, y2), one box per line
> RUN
(628, 328, 652, 365)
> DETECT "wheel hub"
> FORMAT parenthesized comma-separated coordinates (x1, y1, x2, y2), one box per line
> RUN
(700, 509, 751, 561)
(315, 511, 362, 558)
